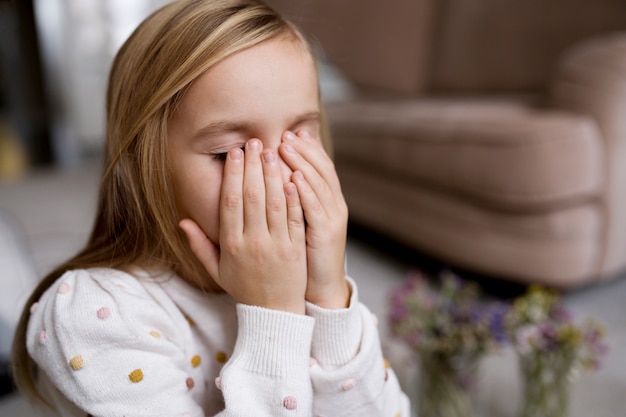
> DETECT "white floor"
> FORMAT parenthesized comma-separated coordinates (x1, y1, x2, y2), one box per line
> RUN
(1, 164, 625, 416)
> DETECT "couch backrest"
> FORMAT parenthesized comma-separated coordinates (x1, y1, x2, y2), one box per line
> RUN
(431, 0, 626, 93)
(265, 0, 440, 95)
(267, 0, 626, 96)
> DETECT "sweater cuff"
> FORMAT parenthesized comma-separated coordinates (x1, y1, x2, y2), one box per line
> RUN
(231, 304, 315, 377)
(306, 277, 362, 368)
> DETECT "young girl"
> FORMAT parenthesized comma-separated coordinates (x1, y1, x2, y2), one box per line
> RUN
(12, 0, 410, 415)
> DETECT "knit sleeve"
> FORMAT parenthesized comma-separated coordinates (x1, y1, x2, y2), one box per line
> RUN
(27, 269, 211, 416)
(306, 277, 411, 417)
(218, 304, 315, 416)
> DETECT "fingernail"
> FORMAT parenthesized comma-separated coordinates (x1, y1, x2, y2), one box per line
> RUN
(284, 143, 295, 153)
(262, 150, 275, 163)
(295, 129, 310, 139)
(285, 182, 297, 196)
(284, 131, 297, 141)
(293, 171, 304, 182)
(247, 139, 261, 151)
(230, 148, 243, 160)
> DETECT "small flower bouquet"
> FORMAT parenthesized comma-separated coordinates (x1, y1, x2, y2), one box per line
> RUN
(507, 286, 609, 417)
(389, 270, 509, 417)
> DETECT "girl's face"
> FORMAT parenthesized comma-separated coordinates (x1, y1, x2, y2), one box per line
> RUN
(167, 36, 320, 247)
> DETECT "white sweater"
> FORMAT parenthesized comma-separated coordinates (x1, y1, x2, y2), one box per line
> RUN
(26, 268, 410, 416)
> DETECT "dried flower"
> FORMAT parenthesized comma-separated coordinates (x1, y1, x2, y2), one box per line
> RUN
(388, 270, 509, 358)
(507, 286, 608, 375)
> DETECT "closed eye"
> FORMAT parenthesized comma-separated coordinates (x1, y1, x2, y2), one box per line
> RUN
(212, 146, 245, 162)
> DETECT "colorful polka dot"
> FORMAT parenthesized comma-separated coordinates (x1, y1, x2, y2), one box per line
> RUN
(215, 377, 222, 390)
(38, 330, 47, 344)
(385, 369, 389, 382)
(309, 357, 318, 367)
(30, 302, 39, 313)
(191, 355, 201, 367)
(97, 307, 111, 319)
(341, 378, 356, 391)
(384, 359, 391, 369)
(394, 413, 401, 417)
(185, 316, 196, 327)
(58, 282, 71, 294)
(215, 351, 228, 364)
(149, 330, 161, 338)
(186, 377, 195, 389)
(283, 396, 297, 410)
(371, 313, 379, 325)
(69, 355, 84, 371)
(129, 368, 144, 383)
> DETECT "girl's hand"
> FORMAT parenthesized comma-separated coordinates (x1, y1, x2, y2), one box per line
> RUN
(180, 139, 308, 314)
(279, 130, 350, 309)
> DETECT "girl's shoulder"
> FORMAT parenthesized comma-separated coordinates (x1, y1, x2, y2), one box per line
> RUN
(37, 267, 170, 305)
(26, 267, 186, 354)
(24, 268, 210, 415)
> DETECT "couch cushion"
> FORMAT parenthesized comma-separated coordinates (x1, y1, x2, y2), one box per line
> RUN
(329, 99, 604, 211)
(337, 164, 602, 287)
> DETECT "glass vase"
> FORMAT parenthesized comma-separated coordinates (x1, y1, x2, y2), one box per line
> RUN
(417, 352, 478, 417)
(518, 352, 573, 417)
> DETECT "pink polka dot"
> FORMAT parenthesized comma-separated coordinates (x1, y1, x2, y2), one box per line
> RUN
(186, 377, 195, 389)
(97, 307, 111, 319)
(38, 329, 46, 344)
(57, 282, 71, 294)
(341, 378, 356, 391)
(30, 302, 39, 313)
(309, 357, 318, 367)
(283, 396, 297, 410)
(215, 377, 222, 390)
(384, 369, 389, 382)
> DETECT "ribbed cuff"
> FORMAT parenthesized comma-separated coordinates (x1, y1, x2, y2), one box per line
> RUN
(306, 277, 362, 368)
(231, 304, 315, 377)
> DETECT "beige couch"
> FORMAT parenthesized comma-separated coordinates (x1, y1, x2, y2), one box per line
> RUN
(267, 0, 626, 288)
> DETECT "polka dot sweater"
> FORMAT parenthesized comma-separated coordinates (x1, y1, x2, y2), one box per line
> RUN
(26, 268, 410, 416)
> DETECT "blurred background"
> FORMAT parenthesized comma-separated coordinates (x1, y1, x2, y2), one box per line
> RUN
(2, 1, 626, 415)
(0, 0, 171, 176)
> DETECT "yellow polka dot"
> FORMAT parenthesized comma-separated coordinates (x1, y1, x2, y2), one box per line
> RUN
(394, 412, 401, 417)
(215, 351, 228, 364)
(129, 368, 144, 383)
(149, 330, 161, 338)
(384, 359, 391, 369)
(69, 355, 84, 371)
(185, 316, 196, 327)
(191, 355, 201, 368)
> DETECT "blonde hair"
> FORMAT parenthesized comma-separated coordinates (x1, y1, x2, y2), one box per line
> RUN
(12, 0, 329, 404)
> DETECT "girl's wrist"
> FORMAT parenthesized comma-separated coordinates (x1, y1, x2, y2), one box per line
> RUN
(306, 277, 351, 309)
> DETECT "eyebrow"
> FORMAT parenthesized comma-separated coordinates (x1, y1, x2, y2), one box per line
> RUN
(192, 111, 321, 141)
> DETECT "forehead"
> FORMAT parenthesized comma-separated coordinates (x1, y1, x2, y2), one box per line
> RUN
(177, 37, 319, 124)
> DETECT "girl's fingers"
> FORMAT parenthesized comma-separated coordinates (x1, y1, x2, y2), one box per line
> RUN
(179, 218, 220, 281)
(285, 130, 343, 195)
(242, 139, 266, 234)
(262, 149, 288, 235)
(292, 170, 326, 224)
(284, 181, 305, 243)
(281, 137, 334, 215)
(220, 147, 245, 235)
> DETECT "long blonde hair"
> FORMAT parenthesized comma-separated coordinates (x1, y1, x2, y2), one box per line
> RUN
(12, 0, 329, 403)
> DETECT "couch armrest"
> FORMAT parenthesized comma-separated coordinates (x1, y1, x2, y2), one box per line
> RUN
(549, 32, 626, 278)
(549, 32, 626, 146)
